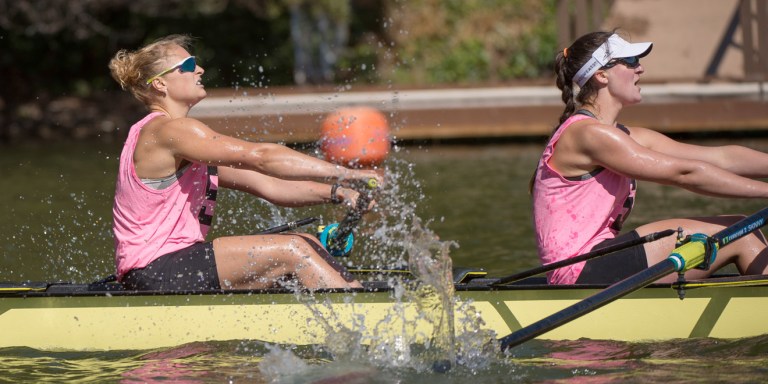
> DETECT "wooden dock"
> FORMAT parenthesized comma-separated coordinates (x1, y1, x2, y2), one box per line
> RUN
(190, 83, 768, 144)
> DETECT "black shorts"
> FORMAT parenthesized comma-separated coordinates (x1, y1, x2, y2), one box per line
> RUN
(575, 231, 649, 285)
(122, 242, 221, 291)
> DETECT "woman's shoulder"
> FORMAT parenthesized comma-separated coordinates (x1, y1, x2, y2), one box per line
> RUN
(570, 119, 631, 140)
(560, 117, 609, 142)
(135, 116, 211, 151)
(558, 119, 643, 161)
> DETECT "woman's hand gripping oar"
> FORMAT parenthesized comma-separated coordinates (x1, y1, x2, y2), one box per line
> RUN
(492, 229, 676, 286)
(317, 178, 380, 257)
(498, 206, 768, 352)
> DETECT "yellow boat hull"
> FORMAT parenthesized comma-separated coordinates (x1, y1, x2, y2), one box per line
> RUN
(1, 277, 766, 351)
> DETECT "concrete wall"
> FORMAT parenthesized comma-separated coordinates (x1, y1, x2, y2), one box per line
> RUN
(603, 0, 743, 81)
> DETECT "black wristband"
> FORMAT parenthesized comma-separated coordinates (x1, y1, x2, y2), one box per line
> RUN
(330, 183, 343, 204)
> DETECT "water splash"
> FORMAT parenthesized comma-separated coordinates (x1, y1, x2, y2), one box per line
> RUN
(402, 217, 458, 368)
(258, 182, 499, 378)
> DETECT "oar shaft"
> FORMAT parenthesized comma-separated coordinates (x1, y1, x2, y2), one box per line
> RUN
(494, 229, 676, 286)
(499, 259, 677, 350)
(254, 217, 318, 235)
(713, 207, 768, 247)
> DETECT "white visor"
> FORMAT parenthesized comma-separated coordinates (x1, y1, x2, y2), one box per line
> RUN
(573, 34, 653, 87)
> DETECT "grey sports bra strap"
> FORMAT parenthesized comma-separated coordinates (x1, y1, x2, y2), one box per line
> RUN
(575, 109, 596, 119)
(565, 168, 604, 181)
(575, 109, 630, 135)
(141, 163, 192, 190)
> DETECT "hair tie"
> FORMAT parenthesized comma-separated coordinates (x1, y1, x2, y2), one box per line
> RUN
(563, 47, 568, 58)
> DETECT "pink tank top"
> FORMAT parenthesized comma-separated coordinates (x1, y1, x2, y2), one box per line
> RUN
(112, 112, 219, 280)
(532, 114, 636, 284)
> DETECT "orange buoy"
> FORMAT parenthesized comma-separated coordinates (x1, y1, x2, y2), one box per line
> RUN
(320, 106, 391, 167)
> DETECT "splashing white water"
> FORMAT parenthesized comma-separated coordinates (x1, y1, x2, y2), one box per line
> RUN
(251, 140, 501, 378)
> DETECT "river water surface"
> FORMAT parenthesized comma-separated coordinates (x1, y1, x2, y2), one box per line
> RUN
(2, 138, 768, 382)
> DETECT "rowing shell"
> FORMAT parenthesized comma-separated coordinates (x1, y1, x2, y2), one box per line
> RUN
(1, 273, 766, 351)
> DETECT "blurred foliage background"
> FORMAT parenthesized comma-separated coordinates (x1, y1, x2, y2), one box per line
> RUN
(0, 0, 557, 142)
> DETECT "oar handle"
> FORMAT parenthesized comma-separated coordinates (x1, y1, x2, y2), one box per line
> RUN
(327, 178, 380, 254)
(493, 229, 676, 286)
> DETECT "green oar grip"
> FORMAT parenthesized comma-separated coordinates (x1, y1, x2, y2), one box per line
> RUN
(364, 177, 379, 189)
(668, 233, 719, 272)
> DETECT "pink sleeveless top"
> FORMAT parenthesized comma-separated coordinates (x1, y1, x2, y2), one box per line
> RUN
(532, 114, 636, 284)
(112, 112, 219, 280)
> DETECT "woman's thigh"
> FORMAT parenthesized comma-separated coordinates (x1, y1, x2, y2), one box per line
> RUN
(212, 233, 352, 289)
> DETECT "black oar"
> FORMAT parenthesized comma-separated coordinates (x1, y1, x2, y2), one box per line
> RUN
(254, 217, 318, 234)
(492, 229, 676, 286)
(499, 206, 768, 351)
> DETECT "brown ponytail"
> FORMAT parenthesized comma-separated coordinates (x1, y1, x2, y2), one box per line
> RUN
(553, 31, 614, 127)
(530, 31, 615, 194)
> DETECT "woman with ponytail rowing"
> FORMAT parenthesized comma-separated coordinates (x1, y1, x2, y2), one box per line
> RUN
(531, 31, 768, 285)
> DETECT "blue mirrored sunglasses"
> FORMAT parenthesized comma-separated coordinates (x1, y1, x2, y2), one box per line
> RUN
(146, 56, 197, 84)
(602, 56, 640, 70)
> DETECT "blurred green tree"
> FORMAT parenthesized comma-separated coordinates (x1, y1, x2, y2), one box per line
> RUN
(0, 0, 556, 142)
(381, 0, 556, 85)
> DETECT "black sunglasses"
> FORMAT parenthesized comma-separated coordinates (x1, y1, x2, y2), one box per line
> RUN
(601, 56, 641, 70)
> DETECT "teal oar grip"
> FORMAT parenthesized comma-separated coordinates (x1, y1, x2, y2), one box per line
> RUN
(318, 223, 354, 257)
